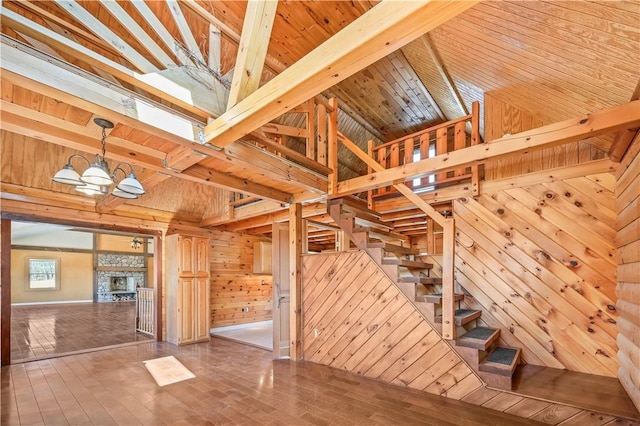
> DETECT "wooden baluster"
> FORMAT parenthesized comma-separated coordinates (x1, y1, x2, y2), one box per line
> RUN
(317, 103, 327, 166)
(377, 148, 388, 195)
(419, 133, 430, 189)
(390, 143, 399, 194)
(436, 127, 448, 184)
(305, 98, 315, 161)
(368, 139, 374, 209)
(441, 218, 456, 340)
(471, 101, 480, 195)
(454, 120, 467, 176)
(328, 97, 338, 195)
(404, 138, 413, 188)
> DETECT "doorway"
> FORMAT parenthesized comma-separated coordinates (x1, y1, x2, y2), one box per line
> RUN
(4, 220, 159, 364)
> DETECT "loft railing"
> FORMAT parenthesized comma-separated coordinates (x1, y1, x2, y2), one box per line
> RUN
(367, 101, 480, 210)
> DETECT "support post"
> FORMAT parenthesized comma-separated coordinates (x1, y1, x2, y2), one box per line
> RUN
(470, 101, 480, 196)
(441, 218, 456, 340)
(328, 97, 338, 195)
(367, 139, 374, 209)
(289, 203, 302, 360)
(1, 219, 11, 365)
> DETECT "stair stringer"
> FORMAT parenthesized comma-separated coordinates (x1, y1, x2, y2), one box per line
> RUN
(301, 250, 483, 400)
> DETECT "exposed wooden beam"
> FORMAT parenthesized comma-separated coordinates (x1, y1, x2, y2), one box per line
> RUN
(54, 0, 158, 73)
(220, 202, 327, 232)
(0, 11, 209, 120)
(227, 0, 278, 109)
(1, 39, 327, 194)
(99, 0, 175, 68)
(204, 0, 478, 147)
(0, 105, 292, 203)
(166, 0, 205, 63)
(336, 101, 640, 196)
(208, 24, 221, 73)
(420, 33, 468, 116)
(609, 78, 640, 162)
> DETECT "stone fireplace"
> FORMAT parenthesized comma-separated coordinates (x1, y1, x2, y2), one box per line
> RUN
(96, 253, 145, 302)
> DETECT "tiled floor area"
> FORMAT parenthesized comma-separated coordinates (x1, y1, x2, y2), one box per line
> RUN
(211, 321, 273, 351)
(11, 302, 154, 362)
(2, 338, 548, 425)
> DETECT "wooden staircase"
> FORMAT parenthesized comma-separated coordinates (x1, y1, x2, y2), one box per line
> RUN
(327, 197, 521, 390)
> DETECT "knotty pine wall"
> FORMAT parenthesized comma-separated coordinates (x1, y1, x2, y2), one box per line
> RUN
(453, 172, 618, 377)
(209, 230, 273, 328)
(302, 251, 482, 399)
(483, 93, 608, 181)
(300, 250, 629, 423)
(615, 135, 640, 411)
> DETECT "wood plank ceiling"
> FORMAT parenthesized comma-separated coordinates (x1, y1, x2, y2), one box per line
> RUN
(0, 1, 638, 223)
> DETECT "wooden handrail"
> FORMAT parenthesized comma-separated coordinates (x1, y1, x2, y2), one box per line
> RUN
(372, 113, 472, 152)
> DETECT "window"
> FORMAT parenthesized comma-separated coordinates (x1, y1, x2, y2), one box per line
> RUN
(412, 146, 436, 191)
(27, 258, 60, 291)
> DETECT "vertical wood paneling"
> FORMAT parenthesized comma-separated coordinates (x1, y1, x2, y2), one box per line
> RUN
(483, 93, 608, 181)
(615, 135, 640, 412)
(302, 251, 480, 400)
(209, 230, 273, 327)
(452, 173, 618, 376)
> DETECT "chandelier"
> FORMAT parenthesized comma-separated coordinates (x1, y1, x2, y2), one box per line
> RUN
(131, 237, 143, 249)
(52, 118, 145, 198)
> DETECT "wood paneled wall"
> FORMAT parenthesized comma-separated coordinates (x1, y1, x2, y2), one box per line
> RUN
(453, 172, 618, 376)
(483, 93, 608, 181)
(209, 230, 273, 328)
(302, 251, 482, 399)
(615, 135, 640, 411)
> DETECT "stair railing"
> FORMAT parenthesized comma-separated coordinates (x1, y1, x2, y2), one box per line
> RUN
(331, 131, 458, 339)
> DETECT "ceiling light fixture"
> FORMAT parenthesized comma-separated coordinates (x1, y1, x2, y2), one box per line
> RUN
(52, 118, 145, 198)
(131, 237, 143, 250)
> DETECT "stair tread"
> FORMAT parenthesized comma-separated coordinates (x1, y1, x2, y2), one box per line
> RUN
(423, 293, 464, 304)
(456, 327, 501, 351)
(398, 276, 442, 285)
(368, 242, 417, 255)
(435, 309, 482, 326)
(353, 226, 408, 243)
(479, 346, 521, 376)
(382, 258, 433, 269)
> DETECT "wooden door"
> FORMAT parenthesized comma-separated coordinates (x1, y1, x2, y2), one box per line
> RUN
(272, 222, 290, 359)
(178, 236, 195, 276)
(179, 278, 195, 344)
(194, 237, 210, 276)
(194, 277, 210, 342)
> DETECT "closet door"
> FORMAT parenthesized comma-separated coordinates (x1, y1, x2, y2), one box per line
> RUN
(194, 277, 210, 342)
(179, 278, 195, 344)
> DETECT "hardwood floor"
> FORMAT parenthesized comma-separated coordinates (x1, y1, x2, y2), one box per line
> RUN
(2, 338, 550, 425)
(11, 302, 153, 362)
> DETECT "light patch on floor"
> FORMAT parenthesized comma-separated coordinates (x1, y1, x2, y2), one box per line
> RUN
(211, 320, 273, 351)
(143, 355, 195, 386)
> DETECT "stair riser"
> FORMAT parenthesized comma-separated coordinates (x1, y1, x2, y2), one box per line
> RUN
(478, 371, 514, 391)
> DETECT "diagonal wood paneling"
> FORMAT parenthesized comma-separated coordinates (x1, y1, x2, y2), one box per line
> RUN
(453, 172, 618, 376)
(302, 251, 482, 400)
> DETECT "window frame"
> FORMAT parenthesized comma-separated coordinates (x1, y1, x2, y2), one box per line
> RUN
(26, 257, 61, 291)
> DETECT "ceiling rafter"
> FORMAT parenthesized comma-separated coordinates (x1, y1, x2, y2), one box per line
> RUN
(204, 0, 479, 148)
(227, 0, 278, 109)
(129, 0, 193, 67)
(166, 0, 205, 64)
(99, 0, 176, 69)
(53, 0, 158, 73)
(0, 9, 209, 120)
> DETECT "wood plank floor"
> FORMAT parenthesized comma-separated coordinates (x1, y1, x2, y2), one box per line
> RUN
(10, 302, 153, 362)
(513, 364, 639, 420)
(1, 338, 550, 425)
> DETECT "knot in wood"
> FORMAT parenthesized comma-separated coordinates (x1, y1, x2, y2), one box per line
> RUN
(497, 208, 505, 215)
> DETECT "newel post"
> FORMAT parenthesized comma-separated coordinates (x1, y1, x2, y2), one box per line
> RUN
(441, 217, 456, 340)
